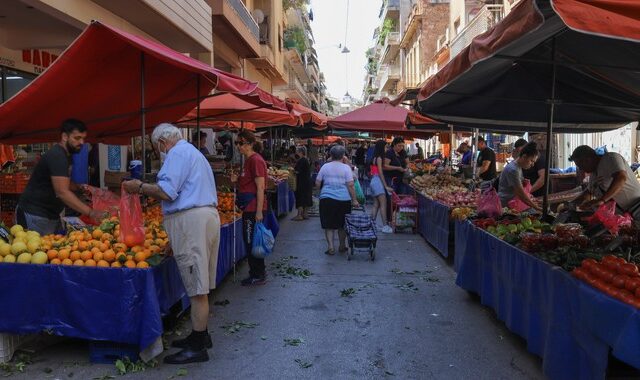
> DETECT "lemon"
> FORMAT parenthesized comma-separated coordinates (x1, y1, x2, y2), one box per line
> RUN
(31, 251, 48, 264)
(11, 242, 27, 255)
(3, 254, 16, 263)
(0, 243, 10, 257)
(9, 225, 24, 237)
(17, 252, 32, 264)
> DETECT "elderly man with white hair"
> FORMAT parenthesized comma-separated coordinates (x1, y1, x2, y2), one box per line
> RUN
(122, 123, 220, 365)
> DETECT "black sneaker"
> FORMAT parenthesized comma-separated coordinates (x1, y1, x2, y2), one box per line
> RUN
(171, 333, 213, 349)
(241, 276, 266, 286)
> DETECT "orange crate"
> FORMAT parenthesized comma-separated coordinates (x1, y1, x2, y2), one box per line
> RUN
(0, 174, 29, 194)
(0, 212, 14, 227)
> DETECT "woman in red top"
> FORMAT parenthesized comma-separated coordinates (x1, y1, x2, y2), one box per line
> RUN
(231, 131, 269, 286)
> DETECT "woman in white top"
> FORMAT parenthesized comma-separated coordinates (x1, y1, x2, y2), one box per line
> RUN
(315, 145, 359, 255)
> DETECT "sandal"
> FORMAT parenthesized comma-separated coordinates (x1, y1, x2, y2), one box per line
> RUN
(338, 246, 348, 253)
(324, 249, 335, 255)
(291, 216, 304, 221)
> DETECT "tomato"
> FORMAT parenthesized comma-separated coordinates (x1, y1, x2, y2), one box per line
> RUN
(620, 263, 639, 276)
(636, 287, 640, 298)
(624, 277, 640, 292)
(612, 274, 630, 289)
(572, 268, 586, 280)
(630, 298, 640, 309)
(586, 275, 598, 287)
(619, 290, 635, 305)
(598, 268, 616, 283)
(603, 259, 621, 272)
(582, 259, 598, 271)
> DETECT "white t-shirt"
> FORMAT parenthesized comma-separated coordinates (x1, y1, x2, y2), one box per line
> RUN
(588, 152, 640, 211)
(316, 161, 354, 201)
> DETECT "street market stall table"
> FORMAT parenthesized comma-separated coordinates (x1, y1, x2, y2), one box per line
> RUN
(454, 220, 640, 379)
(270, 181, 290, 217)
(0, 218, 247, 362)
(417, 193, 452, 258)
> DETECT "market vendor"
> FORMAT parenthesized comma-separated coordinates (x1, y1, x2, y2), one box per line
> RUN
(475, 136, 497, 181)
(569, 145, 640, 219)
(513, 138, 546, 197)
(191, 131, 209, 155)
(122, 123, 220, 365)
(383, 137, 409, 194)
(16, 119, 107, 235)
(498, 142, 542, 211)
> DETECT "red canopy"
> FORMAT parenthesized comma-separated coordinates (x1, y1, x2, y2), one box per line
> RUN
(179, 93, 300, 127)
(328, 99, 442, 135)
(417, 0, 640, 130)
(0, 21, 261, 144)
(287, 99, 328, 128)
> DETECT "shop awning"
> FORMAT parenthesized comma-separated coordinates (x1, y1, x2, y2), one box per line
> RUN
(287, 99, 328, 129)
(0, 21, 263, 144)
(329, 99, 443, 135)
(178, 93, 300, 127)
(416, 0, 640, 132)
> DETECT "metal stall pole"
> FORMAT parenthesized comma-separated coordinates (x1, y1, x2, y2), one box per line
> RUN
(542, 39, 557, 219)
(140, 52, 146, 177)
(196, 75, 201, 148)
(472, 128, 479, 180)
(449, 124, 454, 168)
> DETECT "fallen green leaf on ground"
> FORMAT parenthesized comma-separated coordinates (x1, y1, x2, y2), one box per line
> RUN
(114, 357, 157, 375)
(340, 288, 357, 297)
(295, 359, 313, 368)
(220, 321, 259, 334)
(284, 338, 305, 347)
(395, 281, 419, 292)
(270, 256, 312, 279)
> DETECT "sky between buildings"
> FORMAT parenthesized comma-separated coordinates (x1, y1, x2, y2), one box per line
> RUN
(310, 0, 381, 101)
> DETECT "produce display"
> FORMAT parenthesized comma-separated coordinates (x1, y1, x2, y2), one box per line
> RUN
(572, 255, 640, 308)
(216, 191, 243, 225)
(450, 207, 474, 221)
(268, 167, 289, 182)
(410, 174, 478, 207)
(0, 214, 168, 268)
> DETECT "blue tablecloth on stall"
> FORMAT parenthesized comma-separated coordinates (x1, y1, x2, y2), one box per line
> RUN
(417, 194, 451, 257)
(289, 190, 295, 212)
(0, 257, 185, 352)
(275, 181, 290, 217)
(455, 220, 640, 379)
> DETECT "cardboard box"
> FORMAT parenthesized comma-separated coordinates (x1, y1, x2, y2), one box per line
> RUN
(103, 171, 129, 194)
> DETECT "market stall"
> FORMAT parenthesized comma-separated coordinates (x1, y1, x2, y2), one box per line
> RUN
(411, 173, 477, 258)
(455, 219, 640, 379)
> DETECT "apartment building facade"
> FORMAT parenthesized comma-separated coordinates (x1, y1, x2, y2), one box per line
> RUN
(0, 0, 213, 103)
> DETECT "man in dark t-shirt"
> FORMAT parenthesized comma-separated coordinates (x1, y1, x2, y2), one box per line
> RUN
(476, 136, 497, 181)
(17, 119, 106, 235)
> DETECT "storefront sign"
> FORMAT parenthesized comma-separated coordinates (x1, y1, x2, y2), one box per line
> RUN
(0, 45, 62, 74)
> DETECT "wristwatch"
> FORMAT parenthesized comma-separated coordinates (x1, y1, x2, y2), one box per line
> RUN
(138, 182, 144, 195)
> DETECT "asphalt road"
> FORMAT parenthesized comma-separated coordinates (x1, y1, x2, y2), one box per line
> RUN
(7, 213, 544, 380)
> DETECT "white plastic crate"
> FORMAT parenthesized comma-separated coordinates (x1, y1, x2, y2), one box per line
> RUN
(0, 333, 19, 364)
(0, 333, 34, 363)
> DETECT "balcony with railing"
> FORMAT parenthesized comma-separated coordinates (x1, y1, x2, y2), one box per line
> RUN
(381, 31, 401, 64)
(449, 4, 504, 59)
(379, 63, 401, 92)
(212, 0, 261, 58)
(400, 1, 424, 48)
(379, 0, 400, 21)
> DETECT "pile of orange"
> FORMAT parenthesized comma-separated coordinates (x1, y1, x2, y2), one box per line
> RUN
(217, 192, 242, 225)
(40, 215, 169, 269)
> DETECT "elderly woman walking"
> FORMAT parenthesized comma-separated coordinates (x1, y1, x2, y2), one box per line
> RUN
(316, 145, 359, 255)
(122, 123, 220, 364)
(292, 146, 313, 221)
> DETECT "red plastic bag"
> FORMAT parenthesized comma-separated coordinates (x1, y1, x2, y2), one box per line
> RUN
(507, 179, 533, 212)
(87, 186, 120, 217)
(585, 200, 632, 235)
(119, 183, 145, 247)
(477, 187, 503, 218)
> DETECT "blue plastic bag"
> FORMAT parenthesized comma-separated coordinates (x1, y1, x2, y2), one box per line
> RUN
(252, 222, 275, 259)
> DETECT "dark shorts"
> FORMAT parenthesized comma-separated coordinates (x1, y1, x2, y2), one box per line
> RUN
(319, 198, 352, 229)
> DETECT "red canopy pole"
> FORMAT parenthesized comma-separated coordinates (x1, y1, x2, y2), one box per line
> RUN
(140, 52, 146, 176)
(542, 38, 557, 219)
(196, 74, 201, 147)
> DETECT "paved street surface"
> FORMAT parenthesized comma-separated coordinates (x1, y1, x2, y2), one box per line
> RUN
(9, 214, 544, 380)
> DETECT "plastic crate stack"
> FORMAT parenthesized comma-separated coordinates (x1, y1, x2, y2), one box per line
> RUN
(0, 173, 28, 226)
